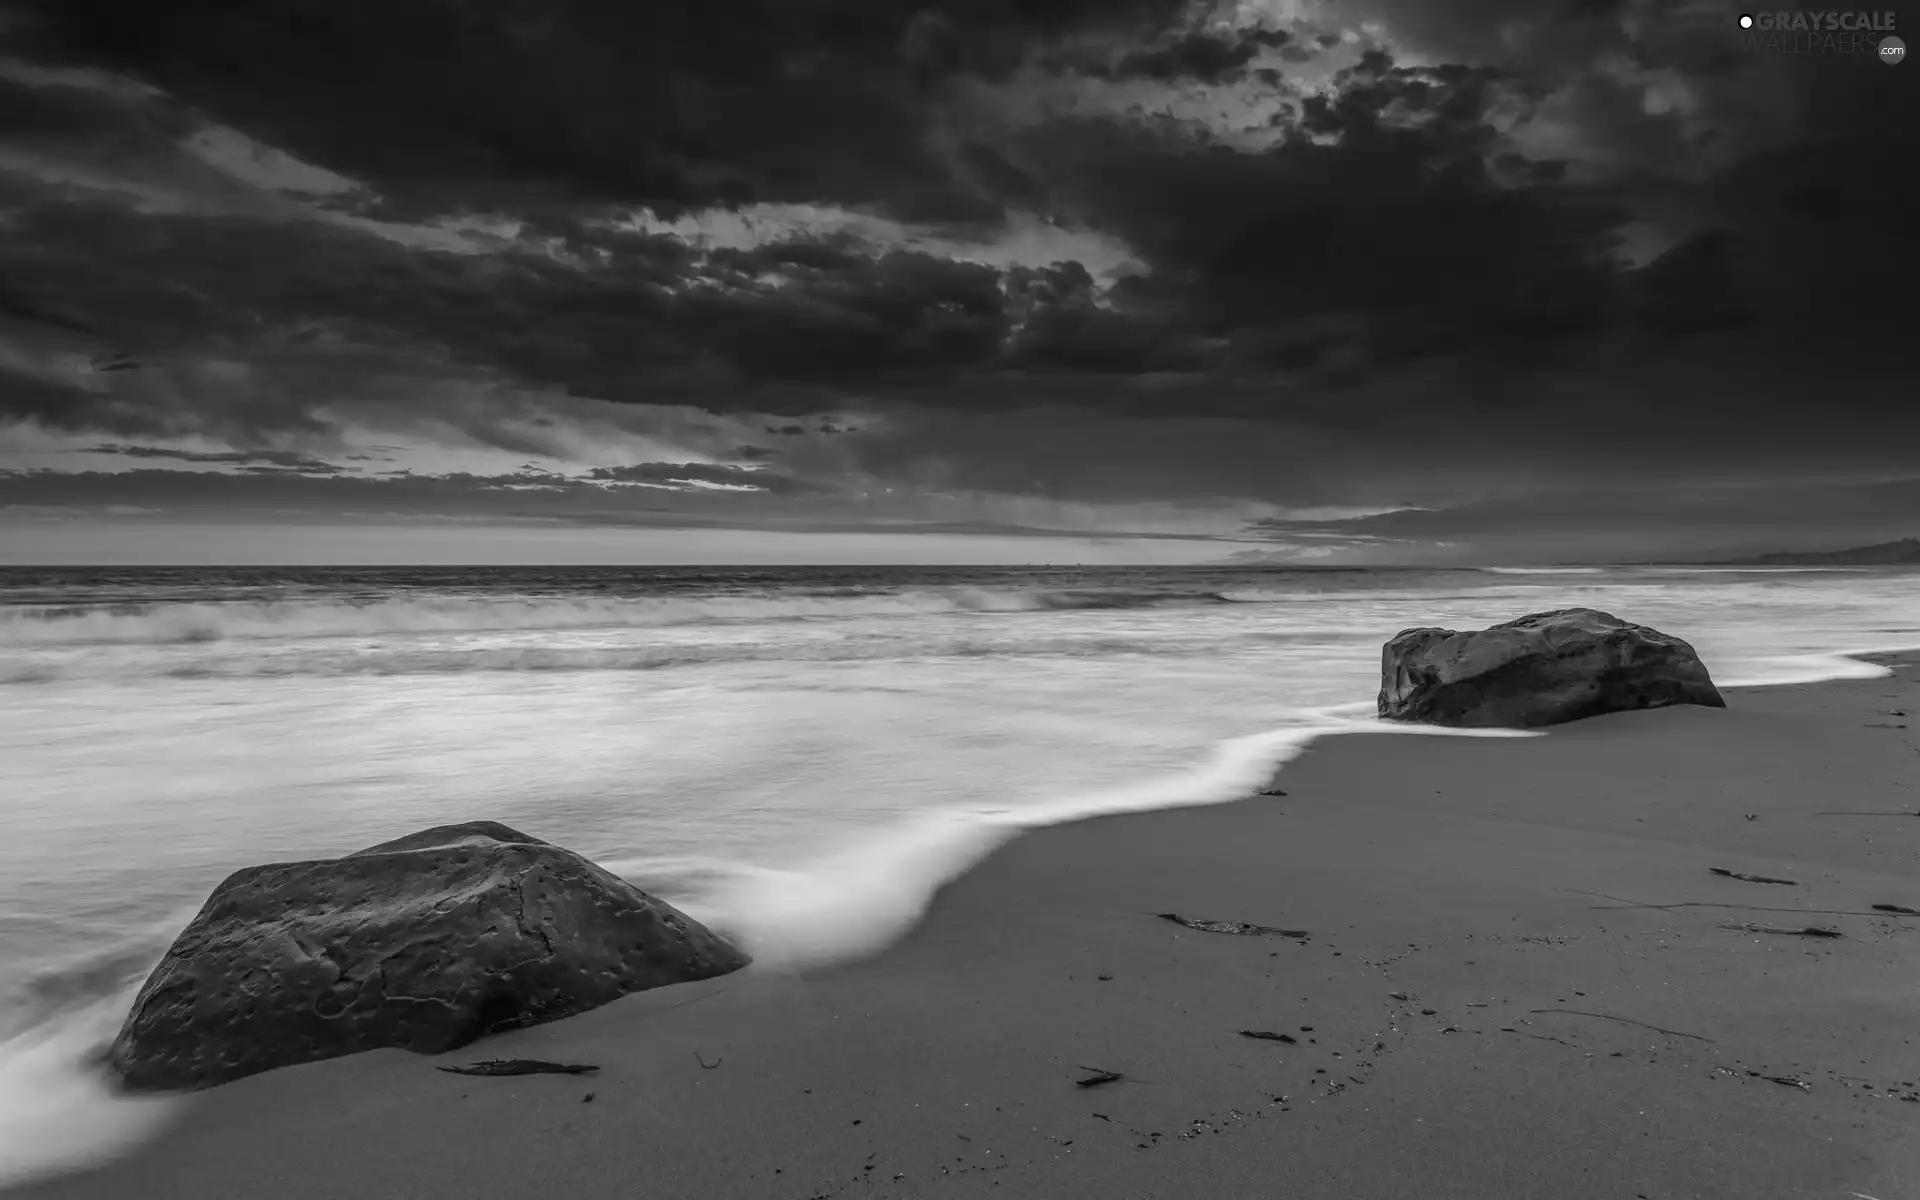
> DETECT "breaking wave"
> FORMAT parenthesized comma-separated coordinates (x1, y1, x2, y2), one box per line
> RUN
(1481, 567, 1606, 575)
(0, 633, 1253, 684)
(623, 715, 1538, 971)
(0, 588, 1242, 648)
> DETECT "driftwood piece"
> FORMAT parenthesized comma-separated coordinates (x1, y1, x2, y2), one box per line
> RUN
(1873, 904, 1920, 915)
(1721, 923, 1843, 938)
(437, 1059, 600, 1077)
(1156, 913, 1308, 938)
(1239, 1030, 1297, 1043)
(1075, 1069, 1124, 1088)
(1567, 889, 1899, 918)
(1709, 867, 1797, 886)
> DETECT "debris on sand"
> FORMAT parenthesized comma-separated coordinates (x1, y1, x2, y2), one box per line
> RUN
(1747, 1071, 1811, 1091)
(1239, 1030, 1297, 1044)
(1709, 867, 1797, 886)
(1257, 789, 1288, 797)
(1873, 904, 1920, 915)
(1075, 1069, 1124, 1088)
(1721, 923, 1843, 938)
(438, 1059, 600, 1077)
(1156, 913, 1308, 938)
(1528, 1009, 1712, 1042)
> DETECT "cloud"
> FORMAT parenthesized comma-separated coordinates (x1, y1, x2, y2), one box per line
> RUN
(86, 443, 345, 472)
(0, 0, 1912, 559)
(7, 0, 1194, 219)
(1250, 476, 1920, 561)
(584, 461, 831, 495)
(1089, 25, 1295, 84)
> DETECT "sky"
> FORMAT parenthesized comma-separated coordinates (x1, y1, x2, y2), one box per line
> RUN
(0, 0, 1913, 565)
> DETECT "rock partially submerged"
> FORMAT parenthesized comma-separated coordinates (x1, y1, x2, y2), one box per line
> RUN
(110, 820, 749, 1091)
(1378, 608, 1725, 729)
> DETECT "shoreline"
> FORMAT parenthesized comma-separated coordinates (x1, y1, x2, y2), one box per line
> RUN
(10, 653, 1920, 1197)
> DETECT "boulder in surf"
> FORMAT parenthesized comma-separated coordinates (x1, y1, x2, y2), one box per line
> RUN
(109, 820, 749, 1091)
(1377, 608, 1725, 729)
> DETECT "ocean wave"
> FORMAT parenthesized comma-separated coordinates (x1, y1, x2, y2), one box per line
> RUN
(0, 588, 1244, 648)
(0, 633, 1216, 683)
(1480, 567, 1606, 575)
(1716, 642, 1920, 687)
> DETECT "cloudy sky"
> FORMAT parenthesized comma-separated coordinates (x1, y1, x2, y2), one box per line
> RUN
(0, 0, 1912, 565)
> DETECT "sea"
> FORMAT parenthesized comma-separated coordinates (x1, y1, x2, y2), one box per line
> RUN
(2, 562, 1917, 1184)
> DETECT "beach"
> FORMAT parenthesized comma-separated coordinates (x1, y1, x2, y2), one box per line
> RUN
(9, 653, 1918, 1199)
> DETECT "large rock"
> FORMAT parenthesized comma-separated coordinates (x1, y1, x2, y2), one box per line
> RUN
(110, 821, 749, 1091)
(1378, 608, 1726, 729)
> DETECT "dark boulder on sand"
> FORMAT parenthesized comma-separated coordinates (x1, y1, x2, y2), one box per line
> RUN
(110, 820, 749, 1091)
(1378, 608, 1726, 729)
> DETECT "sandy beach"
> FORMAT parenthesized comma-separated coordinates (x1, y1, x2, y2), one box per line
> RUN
(12, 655, 1920, 1200)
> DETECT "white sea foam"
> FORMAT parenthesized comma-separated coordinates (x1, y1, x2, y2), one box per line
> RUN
(1481, 566, 1607, 575)
(652, 713, 1538, 971)
(0, 995, 180, 1189)
(1720, 650, 1899, 686)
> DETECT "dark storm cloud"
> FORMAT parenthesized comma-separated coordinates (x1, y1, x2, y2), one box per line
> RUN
(6, 0, 1193, 220)
(0, 465, 822, 515)
(1001, 54, 1631, 371)
(1, 0, 1915, 554)
(0, 290, 104, 339)
(87, 444, 343, 472)
(7, 11, 1910, 404)
(1082, 26, 1294, 84)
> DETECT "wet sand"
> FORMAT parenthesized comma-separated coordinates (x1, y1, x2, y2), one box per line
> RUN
(12, 655, 1920, 1199)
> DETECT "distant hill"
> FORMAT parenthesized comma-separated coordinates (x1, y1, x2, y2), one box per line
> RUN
(1732, 538, 1920, 566)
